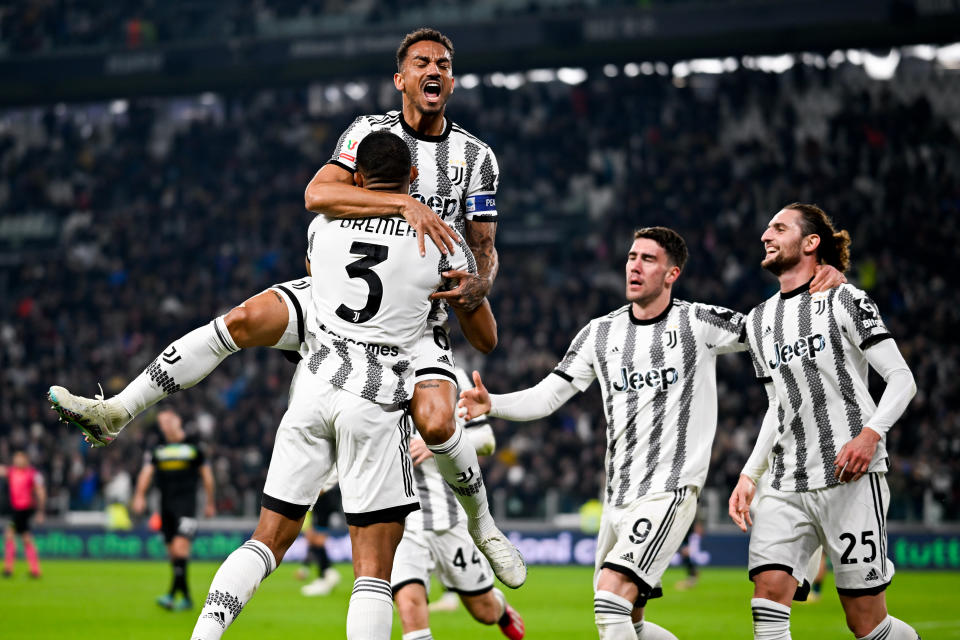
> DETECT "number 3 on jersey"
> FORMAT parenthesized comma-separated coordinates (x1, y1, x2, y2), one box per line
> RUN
(336, 241, 389, 324)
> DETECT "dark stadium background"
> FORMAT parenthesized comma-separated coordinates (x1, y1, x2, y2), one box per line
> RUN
(1, 0, 959, 572)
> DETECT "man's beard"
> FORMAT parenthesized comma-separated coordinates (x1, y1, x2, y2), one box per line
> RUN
(761, 247, 800, 276)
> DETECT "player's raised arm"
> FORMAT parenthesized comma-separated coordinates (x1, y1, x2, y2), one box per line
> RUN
(305, 160, 460, 257)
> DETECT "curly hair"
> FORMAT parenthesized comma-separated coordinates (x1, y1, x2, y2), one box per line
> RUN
(634, 227, 688, 270)
(784, 202, 851, 272)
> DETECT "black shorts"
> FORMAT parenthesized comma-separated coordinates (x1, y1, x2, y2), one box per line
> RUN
(311, 488, 342, 532)
(10, 509, 34, 534)
(160, 511, 199, 544)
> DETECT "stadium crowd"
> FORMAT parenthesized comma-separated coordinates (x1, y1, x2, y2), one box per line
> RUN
(1, 56, 957, 523)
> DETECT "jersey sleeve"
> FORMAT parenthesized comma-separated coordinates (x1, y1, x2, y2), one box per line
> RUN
(692, 303, 748, 355)
(742, 309, 772, 383)
(464, 145, 499, 223)
(326, 116, 373, 173)
(835, 285, 892, 351)
(552, 322, 598, 391)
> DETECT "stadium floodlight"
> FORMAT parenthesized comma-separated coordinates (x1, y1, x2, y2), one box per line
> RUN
(526, 69, 555, 83)
(827, 50, 845, 68)
(862, 49, 900, 80)
(672, 61, 691, 78)
(557, 67, 588, 85)
(459, 73, 480, 89)
(903, 44, 936, 61)
(343, 82, 367, 101)
(624, 63, 640, 77)
(110, 100, 128, 115)
(937, 42, 960, 68)
(603, 64, 619, 78)
(640, 62, 654, 76)
(688, 58, 724, 74)
(503, 73, 525, 90)
(755, 54, 794, 74)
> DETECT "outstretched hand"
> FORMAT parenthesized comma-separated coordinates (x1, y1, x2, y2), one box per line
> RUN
(810, 263, 847, 293)
(728, 475, 757, 533)
(457, 370, 492, 421)
(401, 199, 461, 257)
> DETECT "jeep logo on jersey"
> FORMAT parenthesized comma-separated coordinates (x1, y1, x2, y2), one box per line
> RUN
(411, 193, 459, 219)
(612, 366, 679, 392)
(768, 333, 826, 370)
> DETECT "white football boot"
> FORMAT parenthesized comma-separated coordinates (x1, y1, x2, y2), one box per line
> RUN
(48, 385, 131, 447)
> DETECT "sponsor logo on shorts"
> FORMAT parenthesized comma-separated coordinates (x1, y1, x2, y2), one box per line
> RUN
(864, 568, 880, 582)
(619, 551, 635, 564)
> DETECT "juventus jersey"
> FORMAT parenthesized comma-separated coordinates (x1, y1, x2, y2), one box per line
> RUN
(406, 367, 490, 533)
(555, 300, 747, 507)
(303, 213, 476, 405)
(329, 111, 500, 237)
(743, 282, 893, 493)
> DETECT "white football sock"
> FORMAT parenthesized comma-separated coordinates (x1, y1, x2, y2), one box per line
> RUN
(402, 630, 434, 640)
(190, 539, 276, 640)
(857, 615, 920, 640)
(427, 423, 495, 536)
(492, 587, 507, 620)
(116, 316, 239, 418)
(752, 598, 792, 640)
(346, 577, 394, 640)
(595, 591, 636, 640)
(635, 619, 679, 639)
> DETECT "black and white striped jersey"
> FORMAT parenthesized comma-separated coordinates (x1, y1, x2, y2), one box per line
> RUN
(554, 299, 747, 506)
(406, 367, 491, 533)
(302, 213, 476, 405)
(743, 282, 893, 492)
(328, 111, 500, 237)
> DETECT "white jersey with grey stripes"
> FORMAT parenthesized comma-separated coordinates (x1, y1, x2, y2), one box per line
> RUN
(328, 111, 500, 238)
(555, 300, 747, 507)
(743, 282, 894, 493)
(405, 367, 490, 533)
(302, 213, 476, 405)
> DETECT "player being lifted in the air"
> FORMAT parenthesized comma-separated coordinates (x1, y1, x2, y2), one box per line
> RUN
(48, 27, 523, 588)
(189, 132, 492, 640)
(728, 204, 919, 640)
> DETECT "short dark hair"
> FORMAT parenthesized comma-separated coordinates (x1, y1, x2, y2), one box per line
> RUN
(784, 202, 851, 272)
(356, 131, 412, 185)
(396, 28, 454, 72)
(634, 227, 688, 270)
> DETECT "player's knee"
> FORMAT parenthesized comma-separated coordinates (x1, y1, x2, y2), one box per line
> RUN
(394, 585, 427, 620)
(411, 397, 455, 444)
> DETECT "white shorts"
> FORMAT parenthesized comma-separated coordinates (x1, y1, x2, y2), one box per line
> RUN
(749, 472, 894, 595)
(595, 486, 698, 603)
(262, 372, 419, 526)
(412, 320, 457, 385)
(269, 277, 312, 353)
(391, 523, 494, 597)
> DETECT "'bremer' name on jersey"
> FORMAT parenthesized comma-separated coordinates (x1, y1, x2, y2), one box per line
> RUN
(339, 217, 418, 238)
(328, 111, 500, 236)
(553, 300, 747, 507)
(743, 282, 893, 493)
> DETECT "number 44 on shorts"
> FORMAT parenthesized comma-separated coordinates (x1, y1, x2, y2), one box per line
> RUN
(453, 547, 482, 570)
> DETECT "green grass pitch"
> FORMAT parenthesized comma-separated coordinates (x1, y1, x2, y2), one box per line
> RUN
(2, 561, 958, 638)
